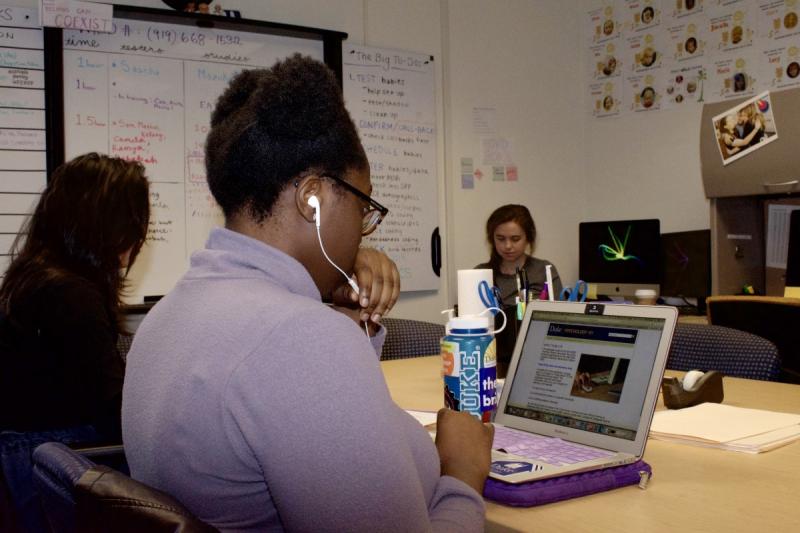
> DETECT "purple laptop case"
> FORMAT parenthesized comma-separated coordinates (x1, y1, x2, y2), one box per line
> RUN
(483, 460, 652, 507)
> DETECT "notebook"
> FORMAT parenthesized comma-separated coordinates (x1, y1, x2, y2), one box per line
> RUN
(490, 300, 677, 483)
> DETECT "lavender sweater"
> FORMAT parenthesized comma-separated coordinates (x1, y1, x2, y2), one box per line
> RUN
(122, 228, 484, 532)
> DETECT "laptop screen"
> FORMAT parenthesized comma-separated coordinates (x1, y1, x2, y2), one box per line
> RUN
(504, 310, 666, 442)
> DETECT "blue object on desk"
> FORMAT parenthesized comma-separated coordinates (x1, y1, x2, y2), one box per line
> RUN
(560, 280, 587, 302)
(478, 280, 501, 314)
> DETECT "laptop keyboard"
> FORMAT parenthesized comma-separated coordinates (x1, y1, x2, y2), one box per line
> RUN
(492, 425, 615, 466)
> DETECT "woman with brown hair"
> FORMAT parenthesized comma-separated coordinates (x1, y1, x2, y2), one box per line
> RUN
(476, 204, 562, 376)
(477, 204, 562, 304)
(0, 152, 150, 439)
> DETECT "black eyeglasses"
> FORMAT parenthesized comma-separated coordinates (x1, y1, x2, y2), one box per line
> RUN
(324, 175, 389, 236)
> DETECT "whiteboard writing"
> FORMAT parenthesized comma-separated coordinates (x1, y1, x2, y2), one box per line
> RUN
(343, 43, 439, 292)
(41, 0, 113, 33)
(62, 15, 323, 301)
(0, 6, 45, 277)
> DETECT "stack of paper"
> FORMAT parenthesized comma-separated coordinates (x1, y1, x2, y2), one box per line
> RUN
(650, 403, 800, 453)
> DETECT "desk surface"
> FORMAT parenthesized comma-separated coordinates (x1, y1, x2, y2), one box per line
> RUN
(677, 314, 708, 325)
(381, 356, 800, 533)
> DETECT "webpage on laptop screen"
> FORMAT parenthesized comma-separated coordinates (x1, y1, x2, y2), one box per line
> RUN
(505, 312, 665, 441)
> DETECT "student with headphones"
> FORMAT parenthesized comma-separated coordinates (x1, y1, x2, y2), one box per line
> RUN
(122, 55, 493, 531)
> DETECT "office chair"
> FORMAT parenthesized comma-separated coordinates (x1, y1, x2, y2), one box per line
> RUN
(706, 295, 800, 383)
(32, 442, 218, 533)
(0, 425, 109, 533)
(667, 323, 781, 381)
(381, 318, 445, 360)
(116, 333, 134, 362)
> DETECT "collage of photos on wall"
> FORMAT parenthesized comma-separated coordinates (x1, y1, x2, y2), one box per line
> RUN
(588, 0, 800, 118)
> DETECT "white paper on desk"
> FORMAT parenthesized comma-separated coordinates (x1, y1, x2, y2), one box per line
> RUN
(651, 425, 800, 453)
(650, 403, 800, 443)
(405, 410, 437, 427)
(724, 425, 800, 453)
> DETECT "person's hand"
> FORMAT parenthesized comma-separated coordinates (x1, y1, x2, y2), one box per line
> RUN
(330, 248, 400, 324)
(435, 408, 494, 494)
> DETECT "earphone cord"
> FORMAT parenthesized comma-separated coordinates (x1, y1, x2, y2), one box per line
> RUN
(315, 223, 370, 337)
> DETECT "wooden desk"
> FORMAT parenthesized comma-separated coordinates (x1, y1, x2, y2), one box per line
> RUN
(677, 314, 708, 325)
(381, 356, 800, 533)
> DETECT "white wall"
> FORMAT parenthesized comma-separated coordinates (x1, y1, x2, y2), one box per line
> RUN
(444, 0, 586, 292)
(6, 0, 713, 321)
(582, 91, 710, 233)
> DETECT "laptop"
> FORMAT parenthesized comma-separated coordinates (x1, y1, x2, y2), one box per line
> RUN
(489, 300, 677, 483)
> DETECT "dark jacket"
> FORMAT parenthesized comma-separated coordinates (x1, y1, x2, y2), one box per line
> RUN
(0, 275, 124, 440)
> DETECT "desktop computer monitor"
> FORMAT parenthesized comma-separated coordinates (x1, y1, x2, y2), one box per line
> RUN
(579, 219, 661, 299)
(660, 229, 711, 309)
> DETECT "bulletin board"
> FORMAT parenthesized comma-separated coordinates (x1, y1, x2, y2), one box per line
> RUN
(44, 5, 346, 302)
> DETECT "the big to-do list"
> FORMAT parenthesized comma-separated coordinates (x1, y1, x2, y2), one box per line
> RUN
(343, 43, 439, 291)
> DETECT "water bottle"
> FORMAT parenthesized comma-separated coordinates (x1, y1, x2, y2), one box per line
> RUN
(440, 315, 498, 422)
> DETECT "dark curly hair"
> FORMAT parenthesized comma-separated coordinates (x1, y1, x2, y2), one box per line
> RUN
(0, 153, 150, 331)
(486, 204, 537, 270)
(205, 54, 368, 222)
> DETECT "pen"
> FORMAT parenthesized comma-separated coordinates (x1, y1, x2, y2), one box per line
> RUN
(521, 269, 530, 303)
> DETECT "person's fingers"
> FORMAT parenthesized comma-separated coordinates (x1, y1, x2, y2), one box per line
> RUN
(353, 260, 375, 322)
(329, 278, 360, 307)
(368, 255, 400, 322)
(351, 249, 401, 323)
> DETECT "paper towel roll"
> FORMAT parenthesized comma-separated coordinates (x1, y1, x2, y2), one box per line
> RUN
(457, 269, 494, 317)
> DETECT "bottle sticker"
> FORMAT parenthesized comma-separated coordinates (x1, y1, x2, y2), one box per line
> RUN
(459, 345, 481, 414)
(441, 340, 459, 377)
(481, 366, 497, 412)
(444, 375, 460, 410)
(483, 338, 497, 367)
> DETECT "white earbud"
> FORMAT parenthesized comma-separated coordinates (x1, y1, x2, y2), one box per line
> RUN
(682, 370, 705, 391)
(307, 195, 321, 228)
(307, 193, 360, 296)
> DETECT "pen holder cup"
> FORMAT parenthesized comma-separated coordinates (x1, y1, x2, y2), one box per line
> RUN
(661, 371, 724, 410)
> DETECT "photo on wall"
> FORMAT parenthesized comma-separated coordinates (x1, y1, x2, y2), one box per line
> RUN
(712, 91, 778, 165)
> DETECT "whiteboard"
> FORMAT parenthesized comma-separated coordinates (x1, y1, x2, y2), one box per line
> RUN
(343, 43, 440, 292)
(53, 7, 339, 302)
(0, 6, 46, 277)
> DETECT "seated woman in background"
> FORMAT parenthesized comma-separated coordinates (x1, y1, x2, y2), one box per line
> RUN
(476, 204, 562, 376)
(122, 55, 492, 532)
(0, 153, 150, 440)
(476, 204, 562, 305)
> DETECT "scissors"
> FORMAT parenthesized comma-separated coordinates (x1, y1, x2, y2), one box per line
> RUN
(560, 280, 588, 302)
(478, 280, 502, 313)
